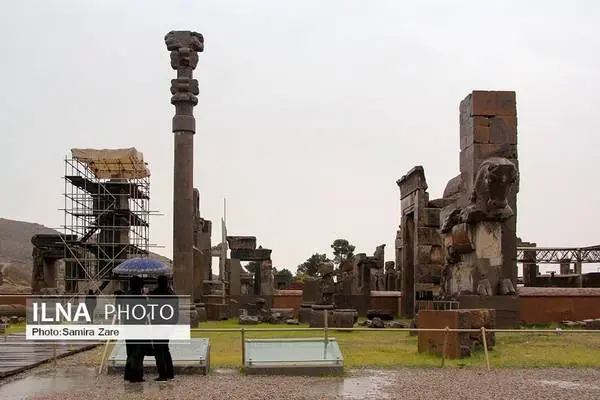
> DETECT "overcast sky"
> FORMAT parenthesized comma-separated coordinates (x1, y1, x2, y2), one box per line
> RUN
(1, 1, 598, 274)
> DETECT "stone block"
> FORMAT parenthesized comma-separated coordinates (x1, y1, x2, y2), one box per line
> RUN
(400, 195, 416, 213)
(459, 145, 474, 177)
(418, 207, 441, 227)
(442, 175, 464, 200)
(299, 303, 314, 323)
(470, 91, 497, 116)
(230, 248, 272, 261)
(332, 309, 358, 328)
(489, 116, 517, 145)
(460, 117, 491, 150)
(416, 192, 429, 213)
(495, 91, 517, 116)
(271, 308, 295, 321)
(417, 245, 444, 265)
(417, 227, 442, 246)
(472, 222, 503, 263)
(309, 306, 335, 328)
(397, 166, 428, 198)
(445, 261, 477, 295)
(450, 223, 474, 253)
(473, 143, 518, 162)
(458, 296, 519, 328)
(418, 309, 496, 359)
(302, 280, 320, 302)
(196, 304, 207, 323)
(461, 91, 516, 117)
(584, 319, 600, 330)
(415, 264, 442, 284)
(430, 246, 444, 264)
(430, 198, 456, 209)
(226, 236, 257, 250)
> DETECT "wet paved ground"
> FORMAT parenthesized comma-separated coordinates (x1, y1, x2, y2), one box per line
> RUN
(0, 334, 98, 378)
(2, 366, 600, 399)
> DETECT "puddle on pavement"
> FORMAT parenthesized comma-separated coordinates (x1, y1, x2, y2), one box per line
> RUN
(289, 370, 395, 399)
(538, 380, 600, 390)
(0, 367, 97, 400)
(0, 368, 396, 400)
(335, 370, 396, 399)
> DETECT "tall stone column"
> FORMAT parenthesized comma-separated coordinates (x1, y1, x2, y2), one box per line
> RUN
(459, 91, 518, 284)
(165, 31, 204, 298)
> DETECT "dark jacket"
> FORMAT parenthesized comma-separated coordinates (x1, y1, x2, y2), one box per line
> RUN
(149, 286, 179, 325)
(120, 289, 147, 325)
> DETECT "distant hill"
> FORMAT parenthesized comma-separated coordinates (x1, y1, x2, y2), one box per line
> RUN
(0, 218, 58, 263)
(0, 217, 171, 293)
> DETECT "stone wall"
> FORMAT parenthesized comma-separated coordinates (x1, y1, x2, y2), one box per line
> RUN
(458, 295, 519, 328)
(253, 291, 402, 317)
(519, 287, 600, 324)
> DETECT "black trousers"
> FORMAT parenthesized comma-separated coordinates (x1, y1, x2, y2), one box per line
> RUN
(124, 340, 145, 382)
(153, 340, 174, 379)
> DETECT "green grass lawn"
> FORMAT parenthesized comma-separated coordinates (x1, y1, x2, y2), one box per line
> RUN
(5, 321, 26, 334)
(191, 320, 600, 369)
(7, 319, 600, 369)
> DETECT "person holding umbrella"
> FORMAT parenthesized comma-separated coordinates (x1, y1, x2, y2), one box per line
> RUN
(149, 275, 176, 381)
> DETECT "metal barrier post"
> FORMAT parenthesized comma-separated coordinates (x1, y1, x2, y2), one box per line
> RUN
(98, 314, 117, 374)
(441, 326, 449, 367)
(53, 341, 57, 366)
(481, 327, 491, 371)
(324, 309, 329, 342)
(241, 328, 246, 367)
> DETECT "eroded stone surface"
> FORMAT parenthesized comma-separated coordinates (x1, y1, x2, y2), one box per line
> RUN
(418, 309, 496, 359)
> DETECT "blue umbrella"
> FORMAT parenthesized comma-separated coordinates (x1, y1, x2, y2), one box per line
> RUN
(113, 258, 172, 277)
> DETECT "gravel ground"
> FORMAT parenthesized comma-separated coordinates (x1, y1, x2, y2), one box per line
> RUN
(1, 348, 600, 400)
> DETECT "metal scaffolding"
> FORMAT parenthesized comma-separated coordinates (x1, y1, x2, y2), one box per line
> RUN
(60, 148, 159, 293)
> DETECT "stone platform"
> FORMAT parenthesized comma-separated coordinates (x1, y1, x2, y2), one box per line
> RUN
(107, 338, 210, 375)
(244, 338, 344, 376)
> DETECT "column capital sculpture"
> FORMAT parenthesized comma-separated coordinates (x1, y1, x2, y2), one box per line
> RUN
(165, 31, 204, 70)
(165, 30, 204, 129)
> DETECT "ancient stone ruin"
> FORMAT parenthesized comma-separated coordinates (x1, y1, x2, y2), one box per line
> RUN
(418, 308, 496, 359)
(396, 91, 520, 323)
(297, 243, 405, 329)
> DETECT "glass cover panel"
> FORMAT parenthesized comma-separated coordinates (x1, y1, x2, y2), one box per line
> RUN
(109, 338, 209, 365)
(245, 338, 343, 365)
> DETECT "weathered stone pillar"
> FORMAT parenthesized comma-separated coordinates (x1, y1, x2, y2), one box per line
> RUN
(522, 247, 537, 287)
(459, 91, 518, 284)
(559, 260, 571, 275)
(574, 259, 583, 288)
(165, 30, 204, 299)
(260, 259, 274, 296)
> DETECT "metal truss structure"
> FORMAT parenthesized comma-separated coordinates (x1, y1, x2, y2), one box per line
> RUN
(516, 246, 600, 264)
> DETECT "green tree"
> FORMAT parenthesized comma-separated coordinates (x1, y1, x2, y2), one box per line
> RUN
(296, 253, 331, 277)
(331, 239, 355, 265)
(276, 268, 294, 288)
(244, 261, 261, 274)
(294, 271, 308, 281)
